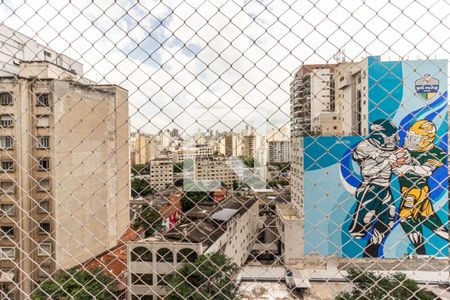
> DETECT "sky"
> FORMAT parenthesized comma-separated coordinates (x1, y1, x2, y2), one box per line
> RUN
(0, 0, 448, 136)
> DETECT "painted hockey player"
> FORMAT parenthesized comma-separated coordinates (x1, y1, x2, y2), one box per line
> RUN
(394, 119, 448, 255)
(349, 119, 406, 257)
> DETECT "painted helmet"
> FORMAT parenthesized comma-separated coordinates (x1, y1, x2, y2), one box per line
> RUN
(368, 119, 398, 150)
(404, 119, 436, 151)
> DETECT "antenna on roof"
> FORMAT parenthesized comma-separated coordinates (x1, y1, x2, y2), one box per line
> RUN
(333, 49, 346, 63)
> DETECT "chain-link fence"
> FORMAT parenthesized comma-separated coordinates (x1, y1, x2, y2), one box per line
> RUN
(0, 0, 449, 299)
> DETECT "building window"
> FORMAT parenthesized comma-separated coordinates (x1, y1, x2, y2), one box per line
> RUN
(38, 179, 50, 192)
(131, 273, 153, 286)
(38, 200, 50, 213)
(0, 93, 13, 106)
(157, 274, 169, 286)
(0, 136, 13, 149)
(38, 243, 52, 256)
(43, 50, 52, 58)
(37, 136, 50, 149)
(36, 115, 50, 128)
(1, 161, 14, 172)
(0, 248, 14, 260)
(0, 226, 14, 238)
(0, 182, 14, 194)
(0, 115, 13, 128)
(38, 223, 51, 234)
(130, 247, 152, 262)
(38, 158, 50, 170)
(0, 204, 15, 216)
(36, 94, 50, 107)
(156, 248, 173, 262)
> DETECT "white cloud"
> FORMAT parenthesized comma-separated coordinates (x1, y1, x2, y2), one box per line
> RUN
(0, 0, 449, 135)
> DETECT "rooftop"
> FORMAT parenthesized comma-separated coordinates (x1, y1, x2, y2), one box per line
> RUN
(149, 194, 257, 247)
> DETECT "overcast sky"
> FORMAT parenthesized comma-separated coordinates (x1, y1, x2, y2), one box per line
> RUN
(0, 0, 448, 136)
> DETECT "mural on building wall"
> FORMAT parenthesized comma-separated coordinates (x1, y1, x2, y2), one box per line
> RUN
(304, 58, 448, 258)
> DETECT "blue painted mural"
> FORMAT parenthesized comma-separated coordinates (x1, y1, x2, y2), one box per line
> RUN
(304, 58, 448, 258)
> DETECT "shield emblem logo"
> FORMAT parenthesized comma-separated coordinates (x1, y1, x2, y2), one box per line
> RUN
(415, 74, 439, 101)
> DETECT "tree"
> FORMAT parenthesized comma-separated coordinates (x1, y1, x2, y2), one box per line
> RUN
(268, 179, 289, 187)
(238, 155, 254, 168)
(173, 162, 184, 173)
(131, 164, 149, 176)
(34, 267, 115, 300)
(336, 268, 435, 300)
(131, 178, 153, 198)
(232, 179, 246, 190)
(134, 205, 163, 237)
(166, 252, 239, 300)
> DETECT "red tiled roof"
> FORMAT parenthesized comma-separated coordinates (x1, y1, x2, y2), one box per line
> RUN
(83, 226, 143, 289)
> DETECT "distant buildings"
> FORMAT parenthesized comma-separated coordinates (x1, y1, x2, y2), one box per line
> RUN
(175, 144, 214, 162)
(149, 157, 174, 190)
(0, 24, 130, 297)
(193, 157, 238, 187)
(130, 131, 183, 165)
(267, 125, 290, 164)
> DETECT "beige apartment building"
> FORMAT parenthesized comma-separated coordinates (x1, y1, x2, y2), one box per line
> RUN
(149, 156, 174, 190)
(284, 60, 370, 266)
(175, 144, 213, 162)
(193, 157, 238, 187)
(0, 61, 130, 298)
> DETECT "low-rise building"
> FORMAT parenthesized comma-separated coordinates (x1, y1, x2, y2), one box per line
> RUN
(127, 195, 259, 300)
(130, 189, 182, 232)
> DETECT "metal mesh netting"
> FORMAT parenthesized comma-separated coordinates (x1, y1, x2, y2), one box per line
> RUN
(0, 0, 448, 299)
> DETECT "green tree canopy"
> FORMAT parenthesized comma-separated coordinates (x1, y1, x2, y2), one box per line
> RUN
(181, 191, 213, 212)
(134, 205, 164, 237)
(166, 252, 239, 300)
(34, 267, 115, 300)
(336, 268, 435, 300)
(238, 155, 254, 168)
(173, 162, 184, 173)
(131, 178, 153, 198)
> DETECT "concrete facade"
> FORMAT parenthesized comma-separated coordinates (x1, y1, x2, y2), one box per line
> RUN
(193, 158, 238, 187)
(149, 157, 174, 190)
(0, 62, 130, 298)
(127, 196, 259, 300)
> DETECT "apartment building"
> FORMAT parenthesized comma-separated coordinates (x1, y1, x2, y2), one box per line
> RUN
(175, 144, 213, 162)
(193, 158, 238, 187)
(290, 64, 338, 137)
(127, 195, 259, 300)
(149, 157, 174, 190)
(130, 189, 182, 232)
(334, 58, 369, 136)
(0, 60, 129, 297)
